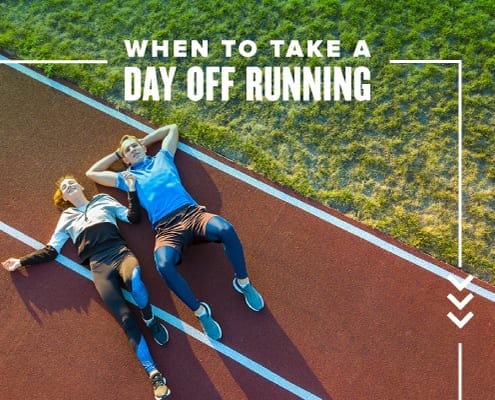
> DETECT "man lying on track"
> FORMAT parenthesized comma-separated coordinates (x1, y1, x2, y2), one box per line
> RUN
(86, 123, 264, 340)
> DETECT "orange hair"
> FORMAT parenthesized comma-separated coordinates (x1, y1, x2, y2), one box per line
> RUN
(53, 175, 76, 211)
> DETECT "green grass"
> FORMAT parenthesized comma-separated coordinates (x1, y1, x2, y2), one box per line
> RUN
(1, 0, 494, 281)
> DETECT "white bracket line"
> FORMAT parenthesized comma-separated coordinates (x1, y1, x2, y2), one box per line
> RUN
(0, 220, 323, 400)
(458, 343, 463, 400)
(390, 60, 467, 400)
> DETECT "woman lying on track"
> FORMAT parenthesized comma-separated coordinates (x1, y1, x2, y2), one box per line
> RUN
(2, 173, 171, 400)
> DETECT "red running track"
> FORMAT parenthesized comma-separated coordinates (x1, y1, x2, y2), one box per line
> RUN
(0, 61, 494, 399)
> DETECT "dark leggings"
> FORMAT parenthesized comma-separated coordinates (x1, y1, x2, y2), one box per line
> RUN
(154, 215, 248, 311)
(90, 247, 156, 374)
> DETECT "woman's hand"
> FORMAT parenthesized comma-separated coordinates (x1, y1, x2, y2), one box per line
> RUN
(122, 171, 136, 191)
(2, 258, 21, 271)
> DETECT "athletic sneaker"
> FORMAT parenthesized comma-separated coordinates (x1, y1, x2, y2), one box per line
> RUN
(145, 318, 169, 346)
(233, 278, 265, 311)
(196, 301, 222, 340)
(150, 371, 171, 400)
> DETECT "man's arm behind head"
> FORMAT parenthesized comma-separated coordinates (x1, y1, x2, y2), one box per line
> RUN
(85, 151, 120, 187)
(142, 124, 179, 155)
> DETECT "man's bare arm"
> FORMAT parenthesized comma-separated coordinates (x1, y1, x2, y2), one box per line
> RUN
(85, 151, 120, 187)
(141, 124, 179, 155)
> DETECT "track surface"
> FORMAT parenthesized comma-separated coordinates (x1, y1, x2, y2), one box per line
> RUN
(1, 62, 494, 400)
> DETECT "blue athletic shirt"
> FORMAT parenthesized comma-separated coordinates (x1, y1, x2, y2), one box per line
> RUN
(116, 149, 197, 229)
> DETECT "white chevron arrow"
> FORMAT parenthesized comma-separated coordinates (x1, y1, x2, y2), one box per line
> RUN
(447, 274, 474, 291)
(447, 312, 474, 329)
(447, 293, 474, 310)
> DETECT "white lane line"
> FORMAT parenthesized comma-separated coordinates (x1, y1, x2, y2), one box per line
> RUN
(0, 59, 108, 64)
(0, 220, 323, 400)
(1, 54, 494, 303)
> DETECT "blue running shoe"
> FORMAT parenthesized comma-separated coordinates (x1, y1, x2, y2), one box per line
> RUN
(233, 278, 265, 311)
(196, 302, 222, 340)
(145, 317, 169, 346)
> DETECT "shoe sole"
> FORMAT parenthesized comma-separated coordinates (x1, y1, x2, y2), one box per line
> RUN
(154, 388, 171, 400)
(152, 374, 171, 399)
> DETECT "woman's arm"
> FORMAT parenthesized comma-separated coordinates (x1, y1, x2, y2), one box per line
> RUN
(2, 245, 59, 271)
(122, 172, 140, 224)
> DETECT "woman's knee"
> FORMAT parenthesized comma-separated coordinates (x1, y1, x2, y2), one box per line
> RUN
(129, 266, 149, 309)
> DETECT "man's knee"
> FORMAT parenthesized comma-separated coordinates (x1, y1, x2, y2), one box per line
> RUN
(154, 247, 181, 281)
(207, 216, 236, 242)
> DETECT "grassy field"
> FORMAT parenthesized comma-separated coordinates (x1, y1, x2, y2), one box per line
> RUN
(1, 0, 494, 281)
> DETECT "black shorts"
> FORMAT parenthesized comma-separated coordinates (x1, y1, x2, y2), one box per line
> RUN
(89, 244, 139, 286)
